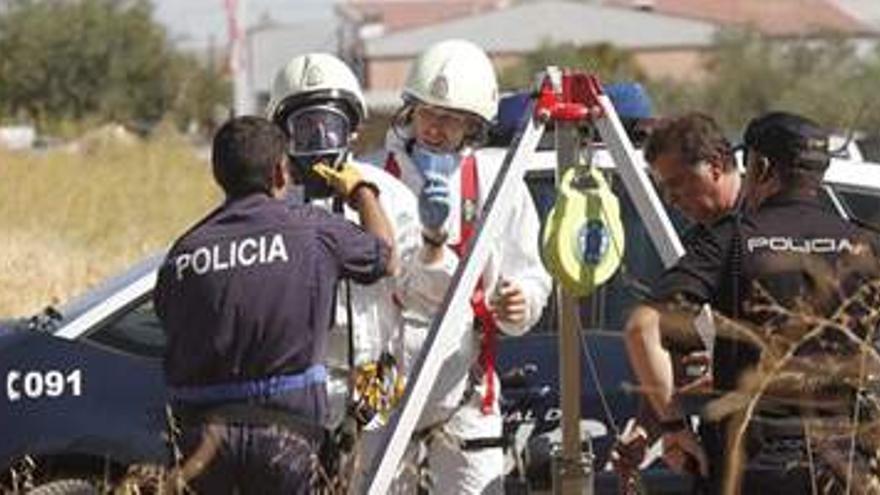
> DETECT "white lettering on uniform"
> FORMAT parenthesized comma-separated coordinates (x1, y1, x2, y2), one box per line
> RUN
(191, 247, 211, 274)
(268, 234, 289, 262)
(174, 233, 289, 280)
(747, 236, 857, 254)
(239, 238, 258, 266)
(212, 245, 229, 271)
(258, 235, 267, 263)
(175, 254, 191, 280)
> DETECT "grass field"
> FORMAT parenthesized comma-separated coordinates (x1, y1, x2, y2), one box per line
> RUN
(0, 133, 221, 317)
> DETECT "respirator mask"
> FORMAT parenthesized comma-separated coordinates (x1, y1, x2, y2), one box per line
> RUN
(283, 104, 352, 199)
(411, 142, 458, 179)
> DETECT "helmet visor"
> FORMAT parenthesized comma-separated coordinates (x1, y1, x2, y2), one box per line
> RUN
(284, 105, 351, 156)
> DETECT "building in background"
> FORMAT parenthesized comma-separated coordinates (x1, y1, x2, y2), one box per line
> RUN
(239, 0, 880, 115)
(605, 0, 872, 37)
(357, 0, 717, 110)
(246, 17, 341, 112)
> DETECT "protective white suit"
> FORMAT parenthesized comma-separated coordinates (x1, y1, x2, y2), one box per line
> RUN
(357, 128, 551, 494)
(323, 161, 426, 426)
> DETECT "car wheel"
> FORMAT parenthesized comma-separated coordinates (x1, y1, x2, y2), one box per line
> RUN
(26, 478, 98, 495)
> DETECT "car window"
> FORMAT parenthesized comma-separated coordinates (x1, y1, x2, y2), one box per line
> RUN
(84, 296, 166, 358)
(522, 169, 687, 335)
(834, 190, 880, 229)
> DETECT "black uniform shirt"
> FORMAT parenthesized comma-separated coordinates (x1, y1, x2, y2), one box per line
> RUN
(154, 193, 389, 419)
(654, 191, 878, 391)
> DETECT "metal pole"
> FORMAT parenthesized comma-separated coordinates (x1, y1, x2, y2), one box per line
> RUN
(551, 122, 592, 495)
(231, 0, 252, 116)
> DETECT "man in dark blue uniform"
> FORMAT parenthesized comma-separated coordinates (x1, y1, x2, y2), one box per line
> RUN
(625, 111, 880, 493)
(154, 116, 396, 494)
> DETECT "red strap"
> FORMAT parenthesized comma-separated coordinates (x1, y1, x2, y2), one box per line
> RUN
(450, 155, 497, 415)
(384, 153, 402, 179)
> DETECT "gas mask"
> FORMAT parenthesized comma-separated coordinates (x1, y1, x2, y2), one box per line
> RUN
(283, 104, 352, 199)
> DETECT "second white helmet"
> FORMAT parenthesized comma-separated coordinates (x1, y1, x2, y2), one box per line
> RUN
(267, 53, 367, 127)
(403, 39, 499, 123)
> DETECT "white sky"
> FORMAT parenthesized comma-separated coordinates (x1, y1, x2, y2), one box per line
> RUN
(151, 0, 337, 49)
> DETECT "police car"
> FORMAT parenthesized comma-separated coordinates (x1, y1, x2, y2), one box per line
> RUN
(3, 140, 880, 494)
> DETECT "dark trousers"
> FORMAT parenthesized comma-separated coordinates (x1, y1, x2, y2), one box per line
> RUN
(696, 420, 813, 495)
(179, 422, 318, 495)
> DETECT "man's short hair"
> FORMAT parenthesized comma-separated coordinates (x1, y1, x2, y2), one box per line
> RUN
(212, 116, 287, 197)
(644, 112, 735, 172)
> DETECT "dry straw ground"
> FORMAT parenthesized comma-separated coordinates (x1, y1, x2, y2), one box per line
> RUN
(0, 130, 221, 317)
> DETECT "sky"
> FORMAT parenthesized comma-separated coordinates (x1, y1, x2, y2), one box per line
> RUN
(151, 0, 338, 50)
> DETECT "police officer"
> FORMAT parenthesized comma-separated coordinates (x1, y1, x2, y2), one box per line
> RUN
(614, 112, 743, 478)
(154, 115, 396, 494)
(646, 112, 744, 393)
(624, 111, 879, 493)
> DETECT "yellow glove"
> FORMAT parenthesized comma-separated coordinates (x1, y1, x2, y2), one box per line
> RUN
(313, 162, 372, 200)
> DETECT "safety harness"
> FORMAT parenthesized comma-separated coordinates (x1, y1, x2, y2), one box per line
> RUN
(387, 151, 498, 415)
(452, 155, 498, 415)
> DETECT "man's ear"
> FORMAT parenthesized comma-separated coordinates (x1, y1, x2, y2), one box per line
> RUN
(708, 158, 724, 181)
(755, 155, 772, 183)
(271, 157, 290, 191)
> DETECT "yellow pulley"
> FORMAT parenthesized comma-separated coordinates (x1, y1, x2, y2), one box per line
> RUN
(541, 166, 625, 297)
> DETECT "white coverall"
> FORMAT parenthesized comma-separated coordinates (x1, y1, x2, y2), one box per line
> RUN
(358, 130, 552, 494)
(323, 160, 434, 425)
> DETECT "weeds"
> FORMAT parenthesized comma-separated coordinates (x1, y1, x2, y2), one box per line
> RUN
(659, 251, 880, 494)
(0, 135, 220, 317)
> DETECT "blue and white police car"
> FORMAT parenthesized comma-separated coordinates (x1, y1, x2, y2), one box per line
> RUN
(3, 127, 880, 494)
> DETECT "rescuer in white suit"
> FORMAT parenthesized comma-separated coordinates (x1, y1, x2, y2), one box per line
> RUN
(376, 39, 552, 494)
(266, 53, 450, 432)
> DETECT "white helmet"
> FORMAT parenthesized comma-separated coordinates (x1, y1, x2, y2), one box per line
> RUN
(403, 39, 498, 124)
(266, 53, 367, 127)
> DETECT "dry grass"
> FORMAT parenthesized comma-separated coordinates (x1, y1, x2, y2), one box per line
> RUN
(0, 132, 221, 317)
(658, 252, 880, 494)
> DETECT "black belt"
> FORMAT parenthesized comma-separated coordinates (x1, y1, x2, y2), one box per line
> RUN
(460, 436, 508, 451)
(174, 402, 327, 445)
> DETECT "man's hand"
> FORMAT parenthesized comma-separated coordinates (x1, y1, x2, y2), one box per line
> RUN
(491, 279, 527, 325)
(676, 351, 713, 395)
(662, 427, 708, 477)
(313, 162, 377, 203)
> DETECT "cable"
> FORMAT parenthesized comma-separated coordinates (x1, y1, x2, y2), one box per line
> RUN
(580, 330, 620, 437)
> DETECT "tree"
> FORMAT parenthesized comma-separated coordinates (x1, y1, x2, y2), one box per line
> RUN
(0, 0, 229, 132)
(652, 29, 880, 136)
(499, 40, 645, 91)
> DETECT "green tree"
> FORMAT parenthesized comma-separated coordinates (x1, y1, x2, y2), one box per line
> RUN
(653, 29, 880, 136)
(0, 0, 229, 132)
(499, 40, 645, 91)
(165, 51, 231, 134)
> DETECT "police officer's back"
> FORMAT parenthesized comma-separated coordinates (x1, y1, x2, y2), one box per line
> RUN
(627, 111, 880, 493)
(153, 116, 395, 494)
